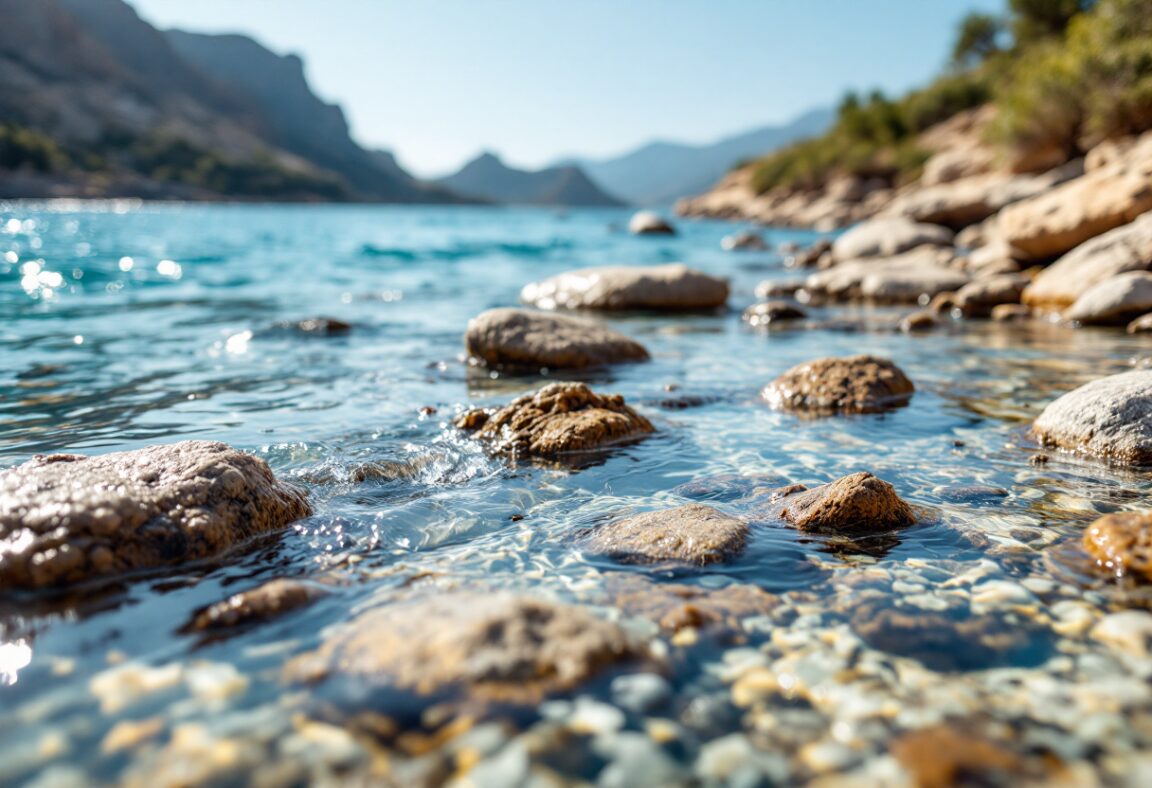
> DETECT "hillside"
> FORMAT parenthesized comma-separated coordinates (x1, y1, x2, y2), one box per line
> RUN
(0, 0, 456, 202)
(436, 153, 624, 206)
(558, 108, 833, 206)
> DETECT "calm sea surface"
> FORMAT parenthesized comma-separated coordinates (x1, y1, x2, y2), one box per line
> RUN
(2, 203, 1151, 783)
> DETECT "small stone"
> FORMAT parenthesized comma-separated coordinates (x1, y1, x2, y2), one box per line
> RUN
(742, 301, 806, 327)
(762, 355, 914, 415)
(286, 317, 351, 335)
(101, 717, 166, 755)
(899, 310, 937, 332)
(1128, 313, 1152, 334)
(953, 276, 1028, 318)
(722, 231, 769, 251)
(775, 473, 915, 532)
(184, 579, 326, 633)
(456, 382, 654, 460)
(629, 210, 676, 236)
(464, 308, 649, 369)
(610, 673, 673, 714)
(1083, 511, 1152, 581)
(1092, 611, 1152, 657)
(587, 504, 748, 565)
(992, 304, 1033, 322)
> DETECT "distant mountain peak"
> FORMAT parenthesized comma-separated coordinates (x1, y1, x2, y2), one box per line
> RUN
(436, 155, 623, 207)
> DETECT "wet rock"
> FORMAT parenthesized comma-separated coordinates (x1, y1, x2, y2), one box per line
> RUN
(1064, 271, 1152, 326)
(1000, 134, 1152, 261)
(1082, 511, 1152, 582)
(586, 504, 748, 566)
(741, 301, 806, 327)
(455, 382, 654, 459)
(774, 472, 915, 532)
(1032, 370, 1152, 465)
(464, 308, 649, 369)
(891, 724, 1059, 787)
(0, 441, 311, 590)
(628, 211, 676, 236)
(1022, 211, 1152, 309)
(1092, 610, 1152, 657)
(1128, 313, 1152, 333)
(721, 231, 768, 251)
(762, 355, 914, 415)
(285, 593, 647, 704)
(283, 317, 351, 336)
(953, 275, 1028, 318)
(806, 246, 959, 302)
(610, 673, 673, 714)
(754, 279, 804, 299)
(992, 304, 1033, 322)
(670, 472, 789, 503)
(610, 577, 779, 634)
(184, 579, 326, 633)
(859, 263, 970, 304)
(831, 217, 954, 263)
(899, 310, 938, 333)
(520, 263, 728, 312)
(785, 238, 832, 269)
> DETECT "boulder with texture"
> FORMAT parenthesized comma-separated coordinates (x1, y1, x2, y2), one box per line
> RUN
(465, 308, 649, 369)
(1022, 212, 1152, 309)
(521, 263, 729, 312)
(456, 382, 654, 459)
(1065, 272, 1152, 326)
(0, 441, 312, 590)
(1032, 371, 1152, 465)
(1000, 134, 1152, 261)
(1083, 512, 1152, 582)
(628, 210, 676, 236)
(831, 217, 954, 263)
(286, 593, 647, 704)
(774, 472, 915, 532)
(762, 355, 915, 415)
(587, 503, 748, 566)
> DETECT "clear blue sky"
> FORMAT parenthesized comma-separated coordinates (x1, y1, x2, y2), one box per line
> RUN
(130, 0, 1005, 177)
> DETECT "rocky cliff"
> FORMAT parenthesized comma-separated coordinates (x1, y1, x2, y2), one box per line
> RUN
(436, 153, 624, 207)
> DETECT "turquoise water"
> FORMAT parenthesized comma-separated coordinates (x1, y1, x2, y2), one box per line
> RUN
(3, 203, 1152, 784)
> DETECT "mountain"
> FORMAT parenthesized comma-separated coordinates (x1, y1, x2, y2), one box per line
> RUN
(558, 108, 835, 205)
(0, 0, 456, 202)
(435, 153, 624, 206)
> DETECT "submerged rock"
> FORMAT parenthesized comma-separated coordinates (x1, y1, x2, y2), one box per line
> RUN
(455, 382, 654, 459)
(464, 308, 649, 369)
(741, 301, 806, 327)
(762, 355, 914, 415)
(610, 576, 779, 635)
(1083, 512, 1152, 582)
(721, 231, 768, 251)
(282, 317, 352, 335)
(628, 210, 676, 236)
(1032, 371, 1152, 465)
(587, 503, 748, 566)
(899, 310, 938, 333)
(891, 724, 1061, 786)
(774, 472, 915, 532)
(285, 593, 647, 703)
(185, 578, 326, 632)
(0, 441, 311, 590)
(520, 263, 729, 312)
(831, 217, 954, 262)
(1064, 271, 1152, 326)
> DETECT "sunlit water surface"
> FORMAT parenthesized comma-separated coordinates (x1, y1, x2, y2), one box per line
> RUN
(1, 204, 1150, 783)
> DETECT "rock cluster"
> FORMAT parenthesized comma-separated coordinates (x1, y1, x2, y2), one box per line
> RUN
(0, 441, 311, 590)
(456, 382, 654, 459)
(520, 264, 729, 312)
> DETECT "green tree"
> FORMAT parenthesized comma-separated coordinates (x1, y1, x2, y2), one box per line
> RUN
(1009, 0, 1092, 45)
(951, 12, 1004, 67)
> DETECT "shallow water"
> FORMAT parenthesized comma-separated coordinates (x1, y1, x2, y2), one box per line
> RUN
(2, 203, 1152, 785)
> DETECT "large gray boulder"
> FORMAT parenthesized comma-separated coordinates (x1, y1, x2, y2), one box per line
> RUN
(0, 441, 311, 589)
(521, 264, 728, 312)
(1032, 371, 1152, 465)
(465, 308, 649, 369)
(1064, 272, 1152, 326)
(831, 217, 954, 263)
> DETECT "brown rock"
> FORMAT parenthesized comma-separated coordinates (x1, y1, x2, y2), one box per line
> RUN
(628, 210, 676, 236)
(587, 504, 748, 566)
(0, 441, 311, 590)
(455, 382, 653, 459)
(520, 264, 728, 312)
(1032, 371, 1152, 465)
(288, 317, 351, 335)
(185, 578, 326, 632)
(754, 279, 805, 299)
(464, 308, 649, 369)
(1128, 313, 1152, 333)
(899, 310, 938, 333)
(953, 275, 1028, 318)
(1000, 134, 1152, 261)
(285, 593, 645, 703)
(610, 576, 779, 634)
(775, 472, 914, 532)
(762, 355, 914, 415)
(992, 304, 1033, 322)
(892, 725, 1059, 788)
(1022, 211, 1152, 309)
(741, 301, 806, 327)
(1083, 512, 1152, 582)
